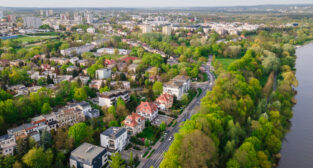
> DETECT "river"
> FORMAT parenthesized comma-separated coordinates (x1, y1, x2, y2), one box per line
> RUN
(279, 43, 313, 168)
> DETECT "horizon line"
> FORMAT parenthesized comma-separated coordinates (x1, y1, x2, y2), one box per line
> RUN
(0, 3, 313, 9)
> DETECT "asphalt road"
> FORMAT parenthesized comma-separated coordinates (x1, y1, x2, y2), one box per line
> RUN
(140, 61, 215, 168)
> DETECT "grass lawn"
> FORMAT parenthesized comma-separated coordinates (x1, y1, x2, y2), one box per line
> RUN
(137, 127, 155, 141)
(216, 58, 238, 70)
(14, 35, 57, 43)
(101, 54, 124, 60)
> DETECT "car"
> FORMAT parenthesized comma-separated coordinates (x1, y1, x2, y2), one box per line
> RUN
(169, 136, 173, 141)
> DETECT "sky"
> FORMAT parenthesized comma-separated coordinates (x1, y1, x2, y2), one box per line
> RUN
(0, 0, 312, 8)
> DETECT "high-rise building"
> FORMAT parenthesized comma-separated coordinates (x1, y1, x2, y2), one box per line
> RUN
(23, 17, 42, 29)
(142, 24, 152, 33)
(48, 10, 54, 16)
(45, 10, 49, 17)
(60, 13, 70, 21)
(7, 15, 16, 23)
(0, 11, 3, 18)
(86, 13, 94, 24)
(40, 10, 44, 16)
(162, 25, 172, 35)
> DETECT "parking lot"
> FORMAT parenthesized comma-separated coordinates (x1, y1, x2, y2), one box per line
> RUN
(151, 115, 174, 127)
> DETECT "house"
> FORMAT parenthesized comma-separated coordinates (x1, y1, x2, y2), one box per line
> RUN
(42, 113, 58, 131)
(7, 84, 28, 96)
(99, 90, 129, 107)
(40, 64, 52, 71)
(55, 105, 86, 128)
(155, 93, 174, 111)
(122, 113, 145, 136)
(7, 123, 40, 142)
(136, 102, 158, 121)
(78, 60, 90, 67)
(74, 76, 90, 85)
(96, 68, 111, 80)
(53, 75, 72, 84)
(127, 63, 139, 73)
(89, 80, 105, 90)
(60, 44, 95, 57)
(87, 27, 96, 34)
(69, 57, 80, 64)
(97, 48, 130, 55)
(31, 116, 47, 131)
(70, 142, 108, 168)
(104, 59, 116, 66)
(120, 56, 137, 63)
(110, 81, 130, 90)
(100, 127, 127, 154)
(66, 66, 79, 73)
(76, 101, 100, 119)
(0, 134, 16, 156)
(49, 57, 69, 65)
(163, 75, 191, 100)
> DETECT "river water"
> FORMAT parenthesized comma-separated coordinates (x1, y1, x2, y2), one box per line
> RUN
(279, 43, 313, 168)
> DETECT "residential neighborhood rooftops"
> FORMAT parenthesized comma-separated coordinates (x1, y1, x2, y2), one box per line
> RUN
(70, 142, 106, 165)
(101, 127, 126, 139)
(136, 102, 158, 114)
(123, 113, 145, 127)
(7, 123, 36, 134)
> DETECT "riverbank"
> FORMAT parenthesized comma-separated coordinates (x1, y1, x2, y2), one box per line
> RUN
(278, 43, 313, 168)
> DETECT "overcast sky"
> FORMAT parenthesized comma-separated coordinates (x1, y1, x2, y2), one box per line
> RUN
(0, 0, 312, 8)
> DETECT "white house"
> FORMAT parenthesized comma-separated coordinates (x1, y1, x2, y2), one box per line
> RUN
(136, 102, 158, 121)
(100, 127, 127, 154)
(0, 134, 16, 156)
(96, 68, 111, 80)
(99, 90, 129, 107)
(163, 75, 191, 100)
(123, 113, 145, 136)
(87, 27, 96, 34)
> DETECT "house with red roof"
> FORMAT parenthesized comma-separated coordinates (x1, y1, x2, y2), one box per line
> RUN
(104, 59, 116, 66)
(122, 113, 145, 136)
(120, 56, 138, 63)
(155, 93, 174, 111)
(136, 102, 158, 121)
(40, 64, 52, 71)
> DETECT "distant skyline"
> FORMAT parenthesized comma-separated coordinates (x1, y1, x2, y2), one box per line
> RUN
(0, 0, 312, 8)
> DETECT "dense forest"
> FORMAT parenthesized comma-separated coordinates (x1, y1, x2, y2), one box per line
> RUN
(160, 27, 312, 168)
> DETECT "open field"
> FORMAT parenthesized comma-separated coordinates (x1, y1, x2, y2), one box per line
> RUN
(216, 58, 237, 70)
(14, 35, 58, 43)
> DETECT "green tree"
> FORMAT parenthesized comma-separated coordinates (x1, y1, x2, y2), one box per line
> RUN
(41, 103, 51, 115)
(129, 151, 134, 167)
(22, 148, 53, 168)
(40, 130, 52, 150)
(100, 86, 110, 93)
(73, 88, 88, 101)
(109, 153, 125, 168)
(68, 123, 90, 146)
(152, 81, 163, 96)
(160, 122, 166, 131)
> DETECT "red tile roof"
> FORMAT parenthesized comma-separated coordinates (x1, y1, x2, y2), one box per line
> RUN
(123, 113, 145, 127)
(120, 56, 137, 63)
(156, 93, 173, 103)
(136, 102, 158, 114)
(105, 59, 116, 65)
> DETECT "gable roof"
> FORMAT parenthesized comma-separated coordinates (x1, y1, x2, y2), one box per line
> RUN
(136, 102, 158, 114)
(123, 113, 145, 127)
(156, 93, 173, 103)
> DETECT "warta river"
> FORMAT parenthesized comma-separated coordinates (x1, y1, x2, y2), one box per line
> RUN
(279, 43, 313, 168)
